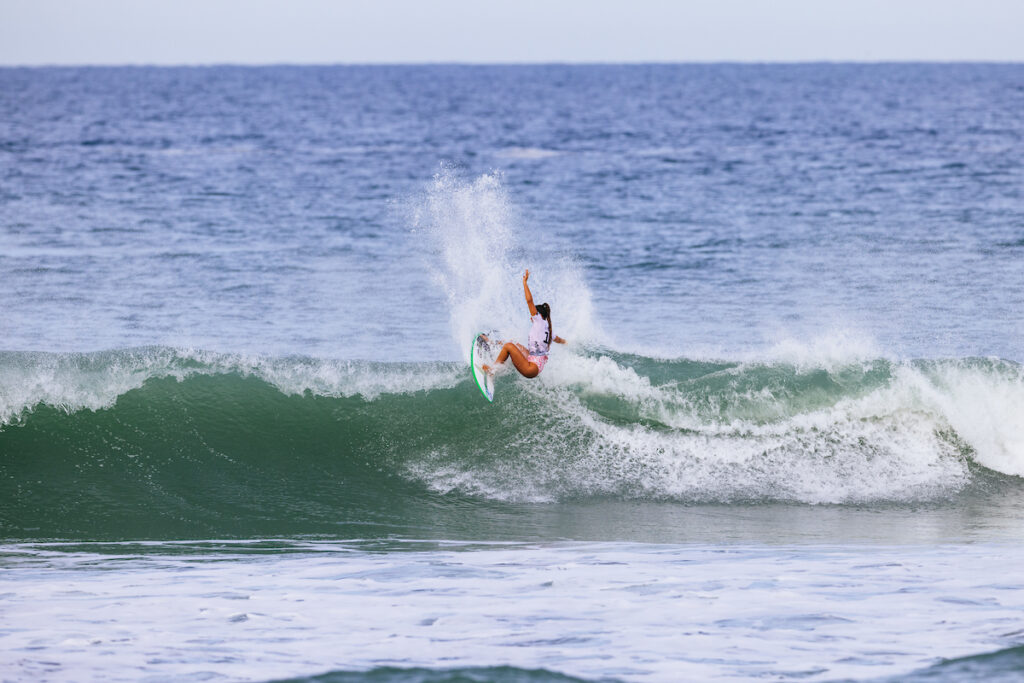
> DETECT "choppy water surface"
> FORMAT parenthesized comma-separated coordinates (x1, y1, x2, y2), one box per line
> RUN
(2, 64, 1024, 682)
(3, 64, 1023, 359)
(5, 541, 1024, 683)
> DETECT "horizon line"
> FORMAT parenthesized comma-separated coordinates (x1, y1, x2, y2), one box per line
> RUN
(4, 59, 1024, 69)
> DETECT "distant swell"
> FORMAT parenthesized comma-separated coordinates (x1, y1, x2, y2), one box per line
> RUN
(274, 665, 593, 683)
(1, 348, 1023, 539)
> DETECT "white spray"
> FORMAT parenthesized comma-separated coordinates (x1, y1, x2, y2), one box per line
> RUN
(411, 168, 602, 361)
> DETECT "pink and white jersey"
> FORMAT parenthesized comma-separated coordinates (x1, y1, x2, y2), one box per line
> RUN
(527, 314, 552, 357)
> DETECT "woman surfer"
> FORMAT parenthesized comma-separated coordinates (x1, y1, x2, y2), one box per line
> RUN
(483, 269, 566, 378)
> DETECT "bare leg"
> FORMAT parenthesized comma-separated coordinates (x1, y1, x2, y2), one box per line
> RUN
(484, 342, 539, 378)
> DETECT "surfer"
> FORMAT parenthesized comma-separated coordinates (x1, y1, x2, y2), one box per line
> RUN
(483, 270, 565, 378)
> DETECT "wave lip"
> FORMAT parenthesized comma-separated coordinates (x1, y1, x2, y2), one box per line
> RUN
(0, 346, 462, 427)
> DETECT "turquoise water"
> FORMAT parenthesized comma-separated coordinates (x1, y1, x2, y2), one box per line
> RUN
(2, 64, 1024, 681)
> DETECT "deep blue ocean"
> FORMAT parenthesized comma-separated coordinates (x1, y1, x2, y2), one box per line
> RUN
(2, 64, 1024, 682)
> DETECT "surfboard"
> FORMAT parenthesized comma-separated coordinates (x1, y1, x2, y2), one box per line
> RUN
(470, 333, 496, 402)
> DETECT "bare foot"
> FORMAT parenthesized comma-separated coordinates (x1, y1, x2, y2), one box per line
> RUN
(481, 364, 495, 376)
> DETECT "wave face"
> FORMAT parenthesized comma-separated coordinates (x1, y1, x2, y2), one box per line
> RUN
(2, 347, 1023, 540)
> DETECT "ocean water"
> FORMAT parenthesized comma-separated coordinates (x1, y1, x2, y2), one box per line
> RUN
(2, 64, 1024, 682)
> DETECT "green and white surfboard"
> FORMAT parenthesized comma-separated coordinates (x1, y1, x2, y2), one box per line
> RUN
(470, 333, 495, 402)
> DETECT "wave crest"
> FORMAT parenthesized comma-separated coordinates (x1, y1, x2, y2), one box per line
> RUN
(0, 347, 462, 426)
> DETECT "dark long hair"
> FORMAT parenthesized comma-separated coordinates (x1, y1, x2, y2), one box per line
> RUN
(536, 302, 552, 343)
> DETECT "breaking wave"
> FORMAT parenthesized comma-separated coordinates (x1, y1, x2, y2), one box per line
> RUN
(2, 345, 1022, 539)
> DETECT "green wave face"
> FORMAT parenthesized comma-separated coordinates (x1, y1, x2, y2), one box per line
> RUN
(1, 371, 489, 540)
(2, 349, 1023, 540)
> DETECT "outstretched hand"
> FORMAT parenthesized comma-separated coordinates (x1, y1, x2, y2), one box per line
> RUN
(523, 269, 530, 282)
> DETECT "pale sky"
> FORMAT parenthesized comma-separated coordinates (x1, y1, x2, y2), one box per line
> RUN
(2, 0, 1023, 66)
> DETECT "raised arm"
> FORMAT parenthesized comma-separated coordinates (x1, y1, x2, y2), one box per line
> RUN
(523, 269, 538, 317)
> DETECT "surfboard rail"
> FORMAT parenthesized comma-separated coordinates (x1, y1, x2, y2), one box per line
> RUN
(470, 333, 495, 402)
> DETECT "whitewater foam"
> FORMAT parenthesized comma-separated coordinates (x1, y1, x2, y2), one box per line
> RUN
(607, 328, 889, 372)
(494, 146, 562, 159)
(407, 350, 1023, 504)
(896, 359, 1024, 477)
